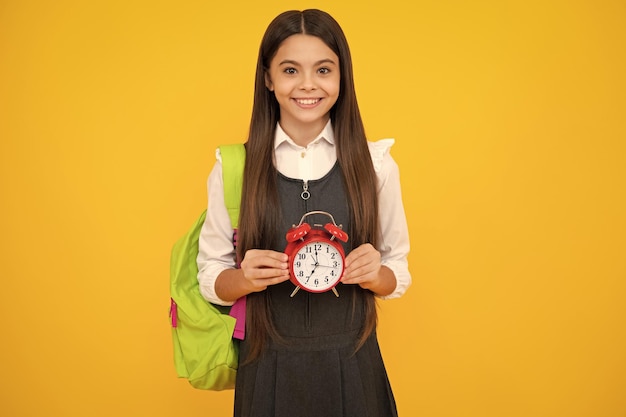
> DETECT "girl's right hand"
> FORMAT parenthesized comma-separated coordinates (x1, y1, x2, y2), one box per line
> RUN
(240, 249, 290, 292)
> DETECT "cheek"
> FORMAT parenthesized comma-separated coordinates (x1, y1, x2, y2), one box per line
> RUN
(325, 77, 341, 97)
(273, 80, 296, 96)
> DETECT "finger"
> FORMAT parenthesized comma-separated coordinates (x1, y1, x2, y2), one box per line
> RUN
(245, 249, 288, 263)
(249, 267, 290, 280)
(247, 268, 291, 291)
(242, 251, 289, 270)
(344, 244, 377, 267)
(345, 253, 379, 276)
(344, 245, 367, 268)
(343, 257, 379, 283)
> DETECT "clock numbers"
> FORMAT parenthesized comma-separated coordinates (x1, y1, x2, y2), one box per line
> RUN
(304, 244, 322, 254)
(291, 241, 343, 292)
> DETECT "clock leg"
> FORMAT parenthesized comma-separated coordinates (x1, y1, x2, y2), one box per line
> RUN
(332, 288, 339, 297)
(290, 286, 301, 298)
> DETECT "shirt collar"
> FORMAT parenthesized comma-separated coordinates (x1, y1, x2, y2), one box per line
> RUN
(274, 120, 335, 150)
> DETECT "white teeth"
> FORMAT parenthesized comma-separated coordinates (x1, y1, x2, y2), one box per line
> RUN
(296, 98, 319, 105)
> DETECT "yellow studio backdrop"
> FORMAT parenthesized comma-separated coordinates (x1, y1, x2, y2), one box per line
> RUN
(1, 0, 624, 416)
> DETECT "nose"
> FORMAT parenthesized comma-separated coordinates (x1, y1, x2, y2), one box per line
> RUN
(299, 72, 317, 91)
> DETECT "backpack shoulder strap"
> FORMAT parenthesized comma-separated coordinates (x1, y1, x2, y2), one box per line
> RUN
(218, 143, 247, 341)
(218, 144, 246, 229)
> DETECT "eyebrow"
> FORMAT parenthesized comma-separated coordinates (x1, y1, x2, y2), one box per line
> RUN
(278, 59, 337, 66)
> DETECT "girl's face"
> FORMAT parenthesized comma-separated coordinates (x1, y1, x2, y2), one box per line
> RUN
(265, 34, 340, 145)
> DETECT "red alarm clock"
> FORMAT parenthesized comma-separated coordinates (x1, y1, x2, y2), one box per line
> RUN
(284, 211, 349, 297)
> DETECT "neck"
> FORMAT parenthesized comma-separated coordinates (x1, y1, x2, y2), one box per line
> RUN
(279, 117, 329, 147)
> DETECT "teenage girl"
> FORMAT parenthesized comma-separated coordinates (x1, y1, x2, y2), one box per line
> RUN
(197, 9, 411, 417)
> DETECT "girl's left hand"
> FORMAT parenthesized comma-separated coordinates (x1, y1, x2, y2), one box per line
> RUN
(341, 243, 382, 290)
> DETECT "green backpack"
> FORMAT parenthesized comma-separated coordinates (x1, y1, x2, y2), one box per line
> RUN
(169, 143, 246, 390)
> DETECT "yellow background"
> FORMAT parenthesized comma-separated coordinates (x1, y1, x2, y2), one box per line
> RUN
(1, 0, 625, 416)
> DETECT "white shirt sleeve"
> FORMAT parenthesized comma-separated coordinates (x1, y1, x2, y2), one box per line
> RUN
(368, 139, 412, 299)
(196, 149, 237, 306)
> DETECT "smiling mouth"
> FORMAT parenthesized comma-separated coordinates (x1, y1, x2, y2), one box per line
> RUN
(295, 98, 321, 105)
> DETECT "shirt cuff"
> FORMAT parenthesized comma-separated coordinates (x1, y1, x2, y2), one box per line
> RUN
(377, 260, 411, 300)
(197, 266, 236, 306)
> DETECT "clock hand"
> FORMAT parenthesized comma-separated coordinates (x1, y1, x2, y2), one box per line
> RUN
(310, 249, 321, 274)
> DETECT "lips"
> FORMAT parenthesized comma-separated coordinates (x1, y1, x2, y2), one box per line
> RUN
(294, 98, 321, 106)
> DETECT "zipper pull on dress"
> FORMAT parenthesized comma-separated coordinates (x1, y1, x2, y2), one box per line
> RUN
(301, 180, 311, 200)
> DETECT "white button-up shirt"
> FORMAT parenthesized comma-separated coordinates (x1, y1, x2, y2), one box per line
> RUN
(197, 121, 411, 305)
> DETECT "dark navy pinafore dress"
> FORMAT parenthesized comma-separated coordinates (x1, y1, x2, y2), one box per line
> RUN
(234, 163, 398, 417)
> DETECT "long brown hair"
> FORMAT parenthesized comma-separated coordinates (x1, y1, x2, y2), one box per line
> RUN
(237, 9, 379, 361)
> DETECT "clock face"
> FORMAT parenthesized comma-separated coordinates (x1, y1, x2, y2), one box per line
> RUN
(291, 239, 344, 292)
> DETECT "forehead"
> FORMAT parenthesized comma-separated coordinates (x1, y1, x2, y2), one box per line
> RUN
(271, 34, 339, 65)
